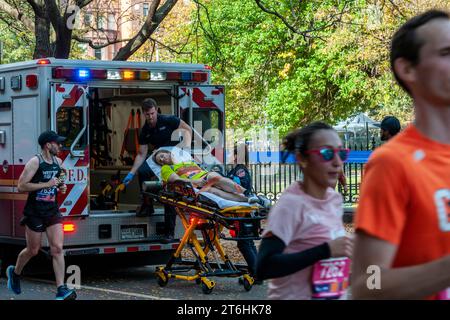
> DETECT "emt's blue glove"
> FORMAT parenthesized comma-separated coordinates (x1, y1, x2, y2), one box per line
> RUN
(123, 172, 135, 186)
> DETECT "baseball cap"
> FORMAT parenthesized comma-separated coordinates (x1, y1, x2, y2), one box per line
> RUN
(38, 130, 66, 147)
(374, 116, 401, 135)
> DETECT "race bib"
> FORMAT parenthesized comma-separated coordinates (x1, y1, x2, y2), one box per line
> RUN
(437, 288, 450, 300)
(36, 187, 57, 202)
(311, 257, 350, 299)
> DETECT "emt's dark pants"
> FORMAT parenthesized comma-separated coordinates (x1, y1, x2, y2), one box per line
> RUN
(237, 239, 258, 276)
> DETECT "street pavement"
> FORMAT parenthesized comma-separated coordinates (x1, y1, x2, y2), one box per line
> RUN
(0, 265, 268, 300)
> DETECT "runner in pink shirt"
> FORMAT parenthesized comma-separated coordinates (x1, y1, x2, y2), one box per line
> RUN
(256, 122, 353, 300)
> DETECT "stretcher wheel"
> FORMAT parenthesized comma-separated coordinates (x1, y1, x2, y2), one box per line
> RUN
(156, 269, 169, 287)
(243, 278, 253, 292)
(201, 282, 213, 294)
(157, 274, 169, 287)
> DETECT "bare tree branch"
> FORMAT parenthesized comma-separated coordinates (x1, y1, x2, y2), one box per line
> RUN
(150, 37, 192, 56)
(254, 0, 305, 36)
(25, 0, 42, 16)
(254, 0, 353, 41)
(387, 0, 407, 19)
(73, 34, 132, 49)
(113, 0, 178, 61)
(0, 0, 34, 30)
(0, 16, 32, 38)
(76, 0, 94, 8)
(192, 0, 224, 65)
(46, 0, 62, 29)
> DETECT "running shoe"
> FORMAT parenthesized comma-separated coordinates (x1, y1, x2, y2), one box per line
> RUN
(6, 265, 21, 295)
(55, 285, 77, 300)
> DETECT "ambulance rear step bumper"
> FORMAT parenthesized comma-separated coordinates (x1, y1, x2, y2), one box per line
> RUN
(63, 241, 180, 256)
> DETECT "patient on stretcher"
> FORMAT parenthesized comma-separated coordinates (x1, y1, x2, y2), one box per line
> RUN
(154, 149, 259, 204)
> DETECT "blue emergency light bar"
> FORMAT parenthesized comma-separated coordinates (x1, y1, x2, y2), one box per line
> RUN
(52, 67, 208, 83)
(53, 67, 107, 80)
(77, 69, 90, 79)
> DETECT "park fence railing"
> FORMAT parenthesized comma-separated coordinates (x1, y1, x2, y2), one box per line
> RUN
(225, 150, 371, 206)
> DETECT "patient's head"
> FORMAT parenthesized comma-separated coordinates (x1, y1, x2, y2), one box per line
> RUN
(154, 150, 173, 166)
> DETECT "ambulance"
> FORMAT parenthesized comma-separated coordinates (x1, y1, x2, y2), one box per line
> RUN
(0, 58, 225, 269)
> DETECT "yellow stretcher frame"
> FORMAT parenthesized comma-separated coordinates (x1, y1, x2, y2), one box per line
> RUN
(144, 183, 267, 294)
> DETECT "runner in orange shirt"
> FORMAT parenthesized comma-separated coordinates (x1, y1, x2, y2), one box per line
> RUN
(351, 10, 450, 299)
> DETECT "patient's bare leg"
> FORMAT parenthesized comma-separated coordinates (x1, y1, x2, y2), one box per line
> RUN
(206, 172, 246, 194)
(206, 187, 247, 202)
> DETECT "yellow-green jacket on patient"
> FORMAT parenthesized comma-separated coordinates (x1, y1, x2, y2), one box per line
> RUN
(160, 161, 208, 183)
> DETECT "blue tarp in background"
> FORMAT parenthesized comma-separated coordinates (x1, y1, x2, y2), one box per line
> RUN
(246, 151, 372, 164)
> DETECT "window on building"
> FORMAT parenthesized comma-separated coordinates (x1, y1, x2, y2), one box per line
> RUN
(78, 43, 88, 52)
(143, 3, 149, 16)
(84, 13, 92, 26)
(108, 13, 115, 30)
(97, 15, 105, 29)
(95, 48, 102, 60)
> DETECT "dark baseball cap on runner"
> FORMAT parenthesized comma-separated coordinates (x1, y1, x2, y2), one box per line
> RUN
(38, 130, 66, 147)
(374, 116, 401, 135)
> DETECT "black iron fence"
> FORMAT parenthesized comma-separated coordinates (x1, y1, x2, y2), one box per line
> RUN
(225, 162, 365, 205)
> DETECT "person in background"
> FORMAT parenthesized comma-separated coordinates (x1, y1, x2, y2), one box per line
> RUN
(256, 122, 353, 300)
(227, 143, 263, 284)
(375, 116, 401, 141)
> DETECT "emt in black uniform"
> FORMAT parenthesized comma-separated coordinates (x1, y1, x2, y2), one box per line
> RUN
(122, 98, 192, 242)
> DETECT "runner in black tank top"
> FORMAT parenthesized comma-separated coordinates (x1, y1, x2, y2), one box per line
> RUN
(23, 154, 61, 217)
(6, 130, 76, 300)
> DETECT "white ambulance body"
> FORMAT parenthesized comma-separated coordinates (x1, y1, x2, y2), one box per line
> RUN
(0, 58, 225, 263)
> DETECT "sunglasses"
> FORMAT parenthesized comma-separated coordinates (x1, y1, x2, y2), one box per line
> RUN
(305, 147, 350, 162)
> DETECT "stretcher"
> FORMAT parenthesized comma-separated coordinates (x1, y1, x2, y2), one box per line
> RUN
(142, 180, 268, 294)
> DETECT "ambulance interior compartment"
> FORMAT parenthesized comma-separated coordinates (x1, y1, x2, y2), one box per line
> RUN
(56, 87, 221, 213)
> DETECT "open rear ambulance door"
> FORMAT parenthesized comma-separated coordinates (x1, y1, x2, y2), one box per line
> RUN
(177, 85, 225, 167)
(51, 83, 90, 216)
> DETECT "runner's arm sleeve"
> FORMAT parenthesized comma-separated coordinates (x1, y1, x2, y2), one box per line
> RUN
(256, 235, 331, 280)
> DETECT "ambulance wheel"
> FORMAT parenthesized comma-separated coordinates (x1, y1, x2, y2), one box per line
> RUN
(201, 282, 213, 294)
(243, 278, 253, 292)
(156, 273, 169, 287)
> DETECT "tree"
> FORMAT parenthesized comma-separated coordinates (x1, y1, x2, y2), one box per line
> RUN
(191, 0, 450, 135)
(129, 0, 196, 63)
(190, 0, 365, 135)
(0, 0, 178, 60)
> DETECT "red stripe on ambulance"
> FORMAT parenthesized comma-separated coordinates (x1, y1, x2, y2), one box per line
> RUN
(61, 85, 84, 107)
(192, 88, 218, 108)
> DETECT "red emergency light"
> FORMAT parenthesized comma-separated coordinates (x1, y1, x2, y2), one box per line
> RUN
(37, 59, 51, 65)
(26, 74, 38, 88)
(166, 71, 208, 82)
(63, 222, 76, 233)
(229, 221, 240, 238)
(52, 67, 108, 81)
